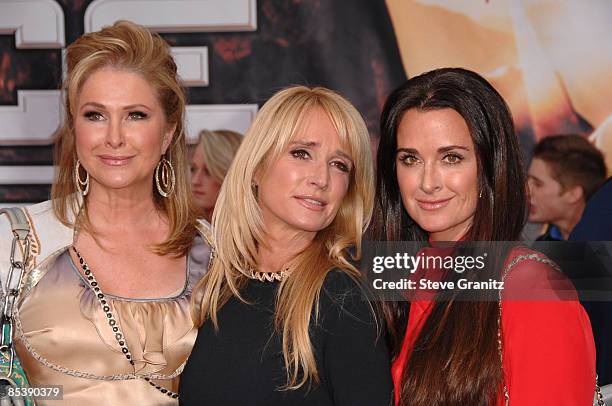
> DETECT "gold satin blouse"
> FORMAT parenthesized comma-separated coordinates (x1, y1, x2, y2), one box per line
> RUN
(14, 235, 211, 406)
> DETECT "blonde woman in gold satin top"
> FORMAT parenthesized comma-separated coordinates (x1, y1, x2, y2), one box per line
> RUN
(0, 21, 212, 405)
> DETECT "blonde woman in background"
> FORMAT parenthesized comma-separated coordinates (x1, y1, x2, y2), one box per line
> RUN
(0, 21, 212, 405)
(190, 129, 242, 222)
(180, 86, 393, 405)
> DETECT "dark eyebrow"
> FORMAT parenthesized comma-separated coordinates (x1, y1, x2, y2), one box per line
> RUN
(396, 147, 418, 154)
(396, 145, 470, 154)
(290, 140, 353, 163)
(438, 145, 470, 153)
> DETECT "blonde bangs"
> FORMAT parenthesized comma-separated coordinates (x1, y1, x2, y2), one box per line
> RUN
(259, 94, 317, 169)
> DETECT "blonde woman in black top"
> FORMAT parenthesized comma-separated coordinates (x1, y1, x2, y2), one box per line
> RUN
(180, 86, 392, 405)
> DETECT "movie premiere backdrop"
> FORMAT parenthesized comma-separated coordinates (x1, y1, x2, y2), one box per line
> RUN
(0, 0, 610, 205)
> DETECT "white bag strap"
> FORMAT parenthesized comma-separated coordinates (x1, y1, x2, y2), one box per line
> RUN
(0, 208, 30, 294)
(0, 209, 29, 243)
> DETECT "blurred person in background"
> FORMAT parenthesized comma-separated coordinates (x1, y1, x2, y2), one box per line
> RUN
(570, 177, 612, 387)
(571, 178, 612, 241)
(190, 129, 242, 222)
(527, 134, 607, 241)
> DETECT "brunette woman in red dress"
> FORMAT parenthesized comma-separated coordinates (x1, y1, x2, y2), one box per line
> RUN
(369, 68, 597, 405)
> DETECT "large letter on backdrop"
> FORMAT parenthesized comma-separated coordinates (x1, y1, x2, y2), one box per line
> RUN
(0, 0, 64, 145)
(84, 0, 259, 141)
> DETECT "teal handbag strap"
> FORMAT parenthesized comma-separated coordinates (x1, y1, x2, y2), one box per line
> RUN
(0, 207, 31, 379)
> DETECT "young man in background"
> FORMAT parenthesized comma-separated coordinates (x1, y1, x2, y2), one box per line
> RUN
(528, 134, 607, 240)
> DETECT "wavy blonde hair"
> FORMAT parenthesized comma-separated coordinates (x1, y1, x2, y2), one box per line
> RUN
(51, 20, 199, 256)
(194, 129, 243, 183)
(192, 85, 374, 389)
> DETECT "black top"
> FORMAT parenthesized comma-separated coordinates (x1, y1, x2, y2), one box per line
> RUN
(570, 178, 612, 385)
(535, 224, 564, 241)
(179, 270, 393, 405)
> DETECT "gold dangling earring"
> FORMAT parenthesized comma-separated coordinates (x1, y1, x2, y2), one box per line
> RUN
(155, 155, 175, 197)
(75, 160, 90, 196)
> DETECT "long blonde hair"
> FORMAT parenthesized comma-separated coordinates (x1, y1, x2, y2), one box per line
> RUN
(52, 20, 199, 256)
(192, 85, 374, 389)
(194, 129, 243, 183)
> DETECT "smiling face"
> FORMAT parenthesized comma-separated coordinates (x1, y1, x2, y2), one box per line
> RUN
(190, 146, 222, 214)
(256, 107, 353, 238)
(396, 108, 479, 241)
(74, 67, 175, 196)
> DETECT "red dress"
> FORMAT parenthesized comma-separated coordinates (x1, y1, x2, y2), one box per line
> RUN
(391, 247, 596, 405)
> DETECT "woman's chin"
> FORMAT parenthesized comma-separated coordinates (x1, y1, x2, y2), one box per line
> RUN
(89, 178, 150, 194)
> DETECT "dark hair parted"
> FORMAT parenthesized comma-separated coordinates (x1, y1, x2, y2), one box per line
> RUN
(371, 68, 526, 405)
(533, 134, 607, 201)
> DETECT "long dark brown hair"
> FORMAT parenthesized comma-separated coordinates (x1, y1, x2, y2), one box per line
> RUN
(370, 68, 527, 405)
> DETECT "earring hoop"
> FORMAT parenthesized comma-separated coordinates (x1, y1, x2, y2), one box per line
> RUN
(75, 160, 90, 196)
(155, 156, 175, 197)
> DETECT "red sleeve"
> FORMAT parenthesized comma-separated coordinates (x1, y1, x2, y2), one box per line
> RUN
(501, 258, 596, 405)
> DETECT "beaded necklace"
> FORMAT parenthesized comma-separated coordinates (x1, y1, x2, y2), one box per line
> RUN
(71, 246, 179, 400)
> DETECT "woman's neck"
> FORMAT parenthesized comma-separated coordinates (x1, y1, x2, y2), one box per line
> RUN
(257, 228, 314, 274)
(203, 208, 213, 224)
(85, 185, 164, 232)
(429, 222, 472, 242)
